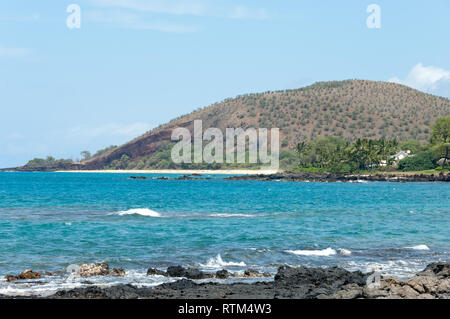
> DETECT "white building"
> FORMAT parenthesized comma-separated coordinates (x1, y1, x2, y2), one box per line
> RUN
(380, 150, 412, 167)
(392, 150, 411, 162)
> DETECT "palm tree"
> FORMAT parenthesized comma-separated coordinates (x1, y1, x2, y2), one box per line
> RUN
(296, 141, 307, 167)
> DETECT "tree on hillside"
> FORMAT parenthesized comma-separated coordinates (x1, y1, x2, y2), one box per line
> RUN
(80, 151, 91, 161)
(431, 116, 450, 170)
(118, 154, 130, 169)
(399, 139, 423, 154)
(25, 156, 73, 169)
(93, 145, 118, 158)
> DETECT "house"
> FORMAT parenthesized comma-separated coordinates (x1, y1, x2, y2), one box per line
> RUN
(391, 150, 412, 162)
(379, 150, 412, 167)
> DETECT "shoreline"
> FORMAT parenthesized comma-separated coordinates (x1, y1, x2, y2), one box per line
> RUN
(2, 262, 448, 299)
(2, 169, 448, 182)
(53, 169, 279, 175)
(225, 171, 450, 183)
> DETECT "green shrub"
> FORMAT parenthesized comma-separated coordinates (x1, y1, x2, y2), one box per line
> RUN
(25, 157, 73, 168)
(329, 161, 359, 174)
(294, 167, 326, 173)
(398, 151, 437, 171)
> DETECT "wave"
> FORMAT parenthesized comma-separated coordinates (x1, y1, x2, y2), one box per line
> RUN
(337, 248, 352, 256)
(404, 245, 430, 251)
(284, 247, 352, 257)
(285, 247, 337, 257)
(0, 269, 173, 297)
(209, 213, 255, 218)
(116, 208, 161, 217)
(199, 254, 246, 268)
(346, 260, 424, 279)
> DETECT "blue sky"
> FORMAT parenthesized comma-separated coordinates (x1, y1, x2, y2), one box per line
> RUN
(1, 0, 450, 167)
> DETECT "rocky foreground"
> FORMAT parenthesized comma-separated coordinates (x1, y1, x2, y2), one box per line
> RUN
(3, 262, 448, 299)
(226, 171, 450, 183)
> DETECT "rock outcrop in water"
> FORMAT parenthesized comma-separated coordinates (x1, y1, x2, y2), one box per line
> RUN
(109, 268, 126, 277)
(79, 263, 125, 277)
(166, 266, 214, 279)
(5, 270, 41, 282)
(238, 269, 271, 278)
(2, 262, 449, 299)
(47, 262, 450, 299)
(215, 269, 231, 279)
(129, 174, 208, 181)
(145, 266, 270, 280)
(79, 263, 110, 277)
(49, 265, 372, 299)
(225, 171, 450, 183)
(5, 263, 127, 281)
(146, 268, 167, 276)
(353, 262, 450, 299)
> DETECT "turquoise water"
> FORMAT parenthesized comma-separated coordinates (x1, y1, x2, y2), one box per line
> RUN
(0, 172, 449, 295)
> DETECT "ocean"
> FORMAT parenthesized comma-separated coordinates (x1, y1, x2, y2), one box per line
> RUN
(0, 172, 449, 296)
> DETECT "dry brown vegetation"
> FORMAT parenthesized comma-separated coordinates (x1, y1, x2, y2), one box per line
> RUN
(81, 80, 450, 169)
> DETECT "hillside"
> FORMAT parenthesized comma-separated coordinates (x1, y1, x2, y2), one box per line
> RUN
(66, 80, 450, 169)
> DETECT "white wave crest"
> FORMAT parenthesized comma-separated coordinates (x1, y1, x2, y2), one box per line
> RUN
(346, 260, 424, 279)
(117, 208, 161, 217)
(285, 248, 337, 257)
(199, 254, 246, 268)
(404, 245, 430, 251)
(0, 269, 174, 297)
(337, 248, 352, 256)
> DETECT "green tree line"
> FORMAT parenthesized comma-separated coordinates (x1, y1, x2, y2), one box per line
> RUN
(295, 116, 449, 173)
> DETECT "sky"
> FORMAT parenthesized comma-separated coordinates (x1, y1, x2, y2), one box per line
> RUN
(1, 0, 450, 168)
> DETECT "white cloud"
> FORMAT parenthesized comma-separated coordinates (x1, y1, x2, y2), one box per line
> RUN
(84, 0, 270, 32)
(389, 63, 450, 97)
(86, 10, 198, 32)
(67, 122, 152, 139)
(0, 47, 31, 58)
(228, 6, 269, 20)
(88, 0, 269, 20)
(90, 0, 207, 16)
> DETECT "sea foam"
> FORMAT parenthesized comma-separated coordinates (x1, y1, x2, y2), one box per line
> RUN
(285, 247, 337, 257)
(337, 248, 352, 256)
(404, 245, 430, 251)
(0, 269, 173, 297)
(116, 208, 161, 217)
(199, 254, 246, 268)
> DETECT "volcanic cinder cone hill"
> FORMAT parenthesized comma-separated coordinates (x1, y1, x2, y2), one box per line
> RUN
(45, 80, 450, 170)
